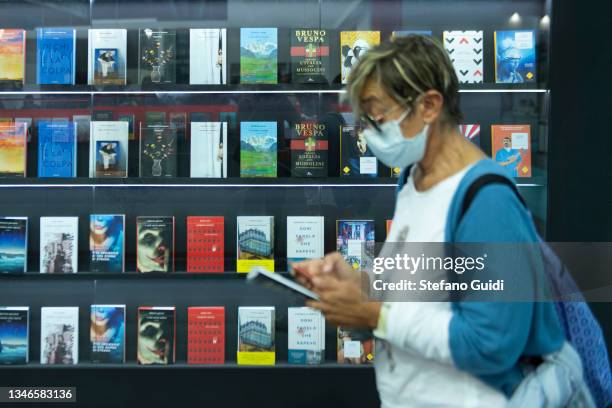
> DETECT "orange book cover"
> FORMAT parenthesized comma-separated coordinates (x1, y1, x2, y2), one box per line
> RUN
(491, 125, 531, 178)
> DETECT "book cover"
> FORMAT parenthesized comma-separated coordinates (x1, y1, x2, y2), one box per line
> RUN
(93, 110, 114, 121)
(460, 124, 481, 146)
(88, 29, 127, 85)
(219, 111, 237, 132)
(291, 29, 329, 84)
(36, 28, 76, 85)
(240, 122, 277, 178)
(117, 114, 135, 141)
(0, 122, 27, 177)
(340, 125, 377, 177)
(37, 121, 77, 177)
(0, 29, 25, 86)
(89, 214, 125, 273)
(0, 307, 29, 364)
(187, 306, 225, 364)
(138, 29, 176, 85)
(145, 112, 166, 125)
(190, 122, 228, 178)
(491, 125, 532, 177)
(40, 307, 79, 365)
(40, 217, 78, 274)
(136, 216, 175, 273)
(237, 306, 275, 365)
(240, 28, 278, 84)
(392, 30, 432, 37)
(286, 216, 324, 269)
(139, 124, 177, 177)
(190, 29, 227, 85)
(340, 31, 380, 84)
(290, 121, 328, 177)
(90, 305, 126, 363)
(443, 31, 484, 84)
(336, 220, 375, 271)
(337, 327, 374, 364)
(186, 216, 224, 273)
(288, 307, 324, 365)
(89, 121, 129, 178)
(495, 30, 536, 84)
(236, 216, 274, 273)
(137, 307, 176, 365)
(0, 217, 27, 274)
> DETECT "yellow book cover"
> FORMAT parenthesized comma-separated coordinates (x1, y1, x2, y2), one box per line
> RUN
(237, 307, 275, 365)
(340, 31, 380, 84)
(0, 122, 27, 177)
(236, 216, 274, 273)
(0, 29, 25, 84)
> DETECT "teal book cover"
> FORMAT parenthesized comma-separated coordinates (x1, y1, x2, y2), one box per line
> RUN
(240, 28, 278, 84)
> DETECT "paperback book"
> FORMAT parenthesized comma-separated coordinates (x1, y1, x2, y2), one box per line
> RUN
(337, 327, 374, 364)
(40, 216, 78, 274)
(0, 217, 27, 274)
(0, 122, 27, 177)
(491, 125, 532, 177)
(190, 122, 227, 178)
(187, 216, 224, 273)
(90, 305, 126, 363)
(137, 307, 176, 365)
(237, 306, 275, 365)
(336, 220, 375, 271)
(190, 29, 227, 85)
(36, 28, 76, 85)
(340, 31, 380, 84)
(0, 307, 29, 364)
(289, 121, 328, 177)
(187, 306, 225, 364)
(89, 214, 125, 273)
(288, 307, 325, 364)
(88, 29, 127, 85)
(139, 124, 177, 177)
(240, 28, 278, 84)
(340, 125, 377, 177)
(0, 29, 26, 86)
(291, 29, 329, 84)
(89, 121, 129, 178)
(240, 122, 277, 178)
(117, 113, 135, 141)
(236, 216, 274, 273)
(443, 31, 484, 84)
(460, 124, 481, 146)
(40, 307, 79, 365)
(138, 29, 176, 85)
(495, 30, 536, 84)
(286, 216, 324, 269)
(37, 121, 77, 177)
(136, 216, 175, 273)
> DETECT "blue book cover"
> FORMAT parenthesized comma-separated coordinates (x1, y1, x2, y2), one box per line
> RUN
(0, 217, 27, 274)
(240, 122, 277, 177)
(495, 30, 536, 83)
(90, 305, 126, 363)
(0, 307, 29, 364)
(37, 121, 77, 177)
(89, 215, 125, 273)
(240, 28, 278, 84)
(36, 28, 76, 85)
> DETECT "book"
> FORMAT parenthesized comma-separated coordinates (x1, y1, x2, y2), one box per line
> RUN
(340, 31, 380, 84)
(88, 29, 127, 85)
(290, 121, 328, 177)
(288, 307, 324, 364)
(37, 121, 77, 177)
(36, 28, 76, 85)
(139, 124, 177, 177)
(40, 307, 79, 365)
(186, 216, 224, 273)
(89, 214, 125, 273)
(0, 217, 27, 274)
(0, 307, 29, 364)
(190, 122, 227, 178)
(145, 111, 166, 125)
(219, 111, 237, 132)
(337, 327, 374, 364)
(336, 220, 375, 271)
(187, 306, 225, 364)
(40, 217, 78, 274)
(491, 125, 532, 177)
(340, 124, 377, 177)
(0, 29, 26, 86)
(240, 28, 278, 84)
(90, 305, 126, 363)
(460, 124, 481, 146)
(236, 216, 274, 273)
(137, 307, 176, 365)
(116, 113, 135, 141)
(240, 122, 277, 178)
(237, 306, 275, 365)
(93, 110, 114, 121)
(138, 29, 176, 85)
(286, 216, 324, 269)
(291, 29, 329, 84)
(136, 216, 175, 273)
(89, 121, 129, 178)
(443, 31, 484, 84)
(392, 30, 432, 37)
(494, 30, 536, 83)
(189, 29, 227, 85)
(0, 122, 27, 177)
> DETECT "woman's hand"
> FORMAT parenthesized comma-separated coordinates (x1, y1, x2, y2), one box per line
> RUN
(291, 252, 358, 290)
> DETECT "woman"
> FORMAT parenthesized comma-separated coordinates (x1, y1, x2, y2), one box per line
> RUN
(293, 35, 590, 407)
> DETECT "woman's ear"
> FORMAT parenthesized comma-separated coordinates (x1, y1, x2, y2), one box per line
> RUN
(420, 90, 444, 125)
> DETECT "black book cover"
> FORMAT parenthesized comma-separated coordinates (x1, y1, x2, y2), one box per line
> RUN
(291, 29, 329, 84)
(139, 124, 177, 177)
(289, 121, 328, 177)
(138, 29, 177, 85)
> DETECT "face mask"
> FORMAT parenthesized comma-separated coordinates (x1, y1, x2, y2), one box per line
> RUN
(504, 146, 511, 152)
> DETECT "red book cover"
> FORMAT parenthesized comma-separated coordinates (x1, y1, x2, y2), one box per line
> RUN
(187, 216, 224, 273)
(188, 307, 225, 364)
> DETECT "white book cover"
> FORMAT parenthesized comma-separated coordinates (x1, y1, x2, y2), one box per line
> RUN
(443, 30, 484, 84)
(288, 307, 324, 364)
(190, 122, 228, 178)
(190, 29, 227, 84)
(87, 29, 127, 85)
(286, 216, 324, 268)
(89, 121, 129, 178)
(40, 307, 79, 365)
(0, 306, 29, 364)
(40, 216, 78, 273)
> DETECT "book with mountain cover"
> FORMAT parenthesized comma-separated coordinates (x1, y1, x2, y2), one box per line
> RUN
(240, 122, 277, 178)
(240, 28, 277, 84)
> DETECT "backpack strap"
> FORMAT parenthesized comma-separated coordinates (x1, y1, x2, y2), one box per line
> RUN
(459, 173, 526, 221)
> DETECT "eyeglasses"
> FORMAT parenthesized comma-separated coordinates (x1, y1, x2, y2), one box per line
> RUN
(359, 104, 406, 133)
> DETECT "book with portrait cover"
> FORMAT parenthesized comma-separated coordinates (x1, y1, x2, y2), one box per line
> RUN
(137, 307, 176, 365)
(136, 216, 175, 273)
(188, 306, 225, 364)
(336, 220, 375, 271)
(286, 216, 324, 270)
(40, 216, 78, 274)
(0, 121, 27, 177)
(37, 121, 77, 177)
(187, 216, 224, 273)
(190, 29, 227, 85)
(237, 306, 275, 365)
(340, 31, 380, 84)
(240, 28, 278, 84)
(90, 305, 126, 363)
(443, 31, 484, 84)
(240, 122, 277, 178)
(0, 217, 27, 274)
(291, 29, 329, 84)
(0, 307, 29, 364)
(0, 29, 26, 86)
(40, 306, 79, 365)
(288, 307, 324, 365)
(494, 30, 536, 84)
(88, 29, 127, 85)
(89, 121, 129, 178)
(290, 121, 328, 177)
(337, 327, 374, 364)
(340, 124, 377, 177)
(491, 125, 531, 178)
(237, 216, 274, 273)
(36, 28, 76, 85)
(139, 124, 177, 177)
(460, 124, 481, 146)
(89, 214, 125, 273)
(190, 122, 227, 178)
(138, 29, 176, 85)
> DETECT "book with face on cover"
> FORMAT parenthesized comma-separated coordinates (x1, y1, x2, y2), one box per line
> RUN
(90, 305, 126, 363)
(494, 30, 536, 84)
(0, 29, 26, 86)
(187, 306, 225, 364)
(340, 31, 380, 84)
(0, 307, 29, 364)
(40, 307, 79, 365)
(340, 124, 377, 178)
(236, 216, 274, 273)
(190, 29, 227, 85)
(88, 29, 127, 85)
(137, 306, 176, 365)
(136, 216, 175, 273)
(89, 214, 125, 273)
(187, 216, 224, 273)
(40, 217, 78, 274)
(491, 124, 532, 178)
(0, 217, 27, 274)
(237, 306, 275, 365)
(337, 327, 374, 364)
